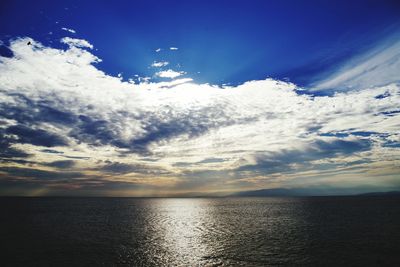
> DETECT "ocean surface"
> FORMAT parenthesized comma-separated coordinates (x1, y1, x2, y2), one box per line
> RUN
(1, 196, 399, 266)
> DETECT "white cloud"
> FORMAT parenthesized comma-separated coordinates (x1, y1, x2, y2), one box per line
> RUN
(61, 27, 76, 34)
(170, 47, 178, 50)
(151, 61, 169, 67)
(61, 37, 93, 49)
(0, 37, 399, 195)
(155, 48, 161, 52)
(138, 76, 151, 83)
(156, 69, 186, 78)
(312, 35, 400, 91)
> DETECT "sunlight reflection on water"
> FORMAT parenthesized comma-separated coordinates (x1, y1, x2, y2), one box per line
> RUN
(141, 197, 307, 266)
(147, 198, 220, 266)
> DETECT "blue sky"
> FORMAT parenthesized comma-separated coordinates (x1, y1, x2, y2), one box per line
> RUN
(0, 0, 399, 196)
(1, 0, 399, 85)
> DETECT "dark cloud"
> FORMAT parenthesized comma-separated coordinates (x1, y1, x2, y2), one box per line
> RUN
(173, 162, 193, 167)
(320, 131, 387, 138)
(0, 166, 83, 180)
(383, 141, 400, 148)
(5, 125, 67, 147)
(173, 157, 226, 167)
(0, 141, 30, 159)
(320, 132, 350, 138)
(63, 156, 90, 159)
(97, 161, 171, 175)
(100, 162, 137, 174)
(0, 158, 36, 165)
(375, 91, 391, 99)
(41, 149, 64, 154)
(313, 139, 371, 156)
(198, 157, 226, 164)
(379, 110, 400, 117)
(44, 160, 76, 169)
(0, 92, 72, 152)
(237, 138, 372, 175)
(0, 127, 31, 159)
(36, 104, 77, 125)
(0, 92, 76, 126)
(71, 115, 118, 146)
(127, 107, 256, 153)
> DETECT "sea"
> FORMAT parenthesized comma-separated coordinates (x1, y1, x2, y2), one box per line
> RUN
(1, 196, 399, 266)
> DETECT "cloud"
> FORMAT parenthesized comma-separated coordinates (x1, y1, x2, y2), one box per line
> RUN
(156, 69, 186, 78)
(97, 161, 171, 176)
(0, 142, 29, 159)
(5, 125, 68, 147)
(61, 37, 93, 49)
(151, 61, 169, 67)
(44, 160, 76, 169)
(170, 47, 178, 50)
(312, 34, 400, 91)
(0, 36, 399, 196)
(61, 27, 76, 34)
(236, 138, 372, 175)
(0, 166, 83, 180)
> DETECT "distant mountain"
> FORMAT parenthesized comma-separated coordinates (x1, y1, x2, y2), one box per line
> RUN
(357, 191, 400, 196)
(231, 188, 400, 197)
(231, 188, 310, 197)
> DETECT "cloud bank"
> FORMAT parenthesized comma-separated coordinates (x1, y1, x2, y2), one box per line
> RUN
(0, 37, 399, 196)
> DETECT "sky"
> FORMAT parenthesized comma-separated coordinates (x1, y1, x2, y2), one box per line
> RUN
(0, 0, 399, 196)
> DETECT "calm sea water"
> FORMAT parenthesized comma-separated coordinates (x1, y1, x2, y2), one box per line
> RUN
(0, 197, 399, 266)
